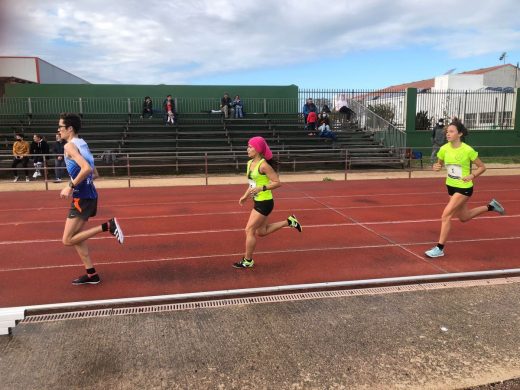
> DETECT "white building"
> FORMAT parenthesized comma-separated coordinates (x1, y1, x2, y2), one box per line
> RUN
(0, 56, 89, 96)
(358, 64, 519, 129)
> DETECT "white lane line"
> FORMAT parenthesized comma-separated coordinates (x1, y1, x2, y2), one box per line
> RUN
(1, 202, 518, 227)
(1, 236, 520, 273)
(1, 186, 518, 213)
(1, 216, 519, 245)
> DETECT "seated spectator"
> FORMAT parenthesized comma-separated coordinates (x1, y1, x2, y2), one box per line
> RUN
(141, 96, 153, 119)
(162, 95, 176, 125)
(233, 95, 244, 118)
(220, 92, 232, 118)
(302, 98, 318, 124)
(30, 134, 49, 179)
(11, 133, 30, 182)
(335, 93, 354, 121)
(318, 111, 337, 141)
(321, 104, 332, 114)
(53, 131, 66, 182)
(306, 111, 318, 135)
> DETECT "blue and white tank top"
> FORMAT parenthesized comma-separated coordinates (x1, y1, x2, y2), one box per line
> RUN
(65, 138, 97, 199)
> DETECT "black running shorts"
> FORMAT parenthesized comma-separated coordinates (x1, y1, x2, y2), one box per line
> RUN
(446, 185, 473, 197)
(253, 199, 274, 216)
(68, 198, 98, 220)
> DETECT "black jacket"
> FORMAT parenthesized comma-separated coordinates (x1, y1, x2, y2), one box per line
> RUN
(30, 139, 50, 162)
(53, 140, 66, 156)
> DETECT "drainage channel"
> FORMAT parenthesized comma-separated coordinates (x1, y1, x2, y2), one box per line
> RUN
(22, 275, 520, 325)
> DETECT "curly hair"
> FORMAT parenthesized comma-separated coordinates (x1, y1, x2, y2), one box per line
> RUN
(449, 118, 468, 141)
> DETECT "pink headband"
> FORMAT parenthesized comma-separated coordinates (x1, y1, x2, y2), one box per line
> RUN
(248, 136, 272, 160)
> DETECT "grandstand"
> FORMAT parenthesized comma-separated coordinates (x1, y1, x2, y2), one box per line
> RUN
(0, 107, 404, 180)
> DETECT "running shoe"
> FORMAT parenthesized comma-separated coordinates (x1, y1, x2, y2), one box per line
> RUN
(12, 176, 18, 183)
(488, 199, 505, 215)
(425, 246, 444, 258)
(287, 215, 302, 232)
(72, 273, 101, 285)
(233, 257, 254, 268)
(109, 217, 125, 244)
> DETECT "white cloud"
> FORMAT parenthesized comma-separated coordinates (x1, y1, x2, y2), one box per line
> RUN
(0, 0, 519, 83)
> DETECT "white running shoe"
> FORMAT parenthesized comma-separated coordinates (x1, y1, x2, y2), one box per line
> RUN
(425, 246, 444, 258)
(109, 218, 124, 244)
(488, 199, 505, 215)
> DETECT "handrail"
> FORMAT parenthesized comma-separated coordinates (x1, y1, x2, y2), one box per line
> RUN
(348, 99, 406, 160)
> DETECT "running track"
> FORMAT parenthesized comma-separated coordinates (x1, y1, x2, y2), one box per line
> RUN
(1, 176, 519, 308)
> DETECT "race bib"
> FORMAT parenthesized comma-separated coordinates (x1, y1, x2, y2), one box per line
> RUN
(446, 164, 462, 179)
(248, 179, 257, 189)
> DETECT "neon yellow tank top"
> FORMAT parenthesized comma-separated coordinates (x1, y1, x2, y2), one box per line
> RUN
(247, 159, 273, 201)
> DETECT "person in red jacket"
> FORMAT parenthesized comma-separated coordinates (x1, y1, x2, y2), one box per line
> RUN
(306, 111, 318, 135)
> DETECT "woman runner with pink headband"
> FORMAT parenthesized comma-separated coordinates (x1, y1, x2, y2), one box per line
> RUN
(233, 136, 302, 268)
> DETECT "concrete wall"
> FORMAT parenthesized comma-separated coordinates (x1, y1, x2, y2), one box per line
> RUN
(434, 74, 483, 90)
(484, 66, 519, 88)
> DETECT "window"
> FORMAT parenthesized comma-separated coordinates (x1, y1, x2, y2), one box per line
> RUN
(479, 112, 495, 124)
(498, 111, 512, 127)
(465, 113, 477, 129)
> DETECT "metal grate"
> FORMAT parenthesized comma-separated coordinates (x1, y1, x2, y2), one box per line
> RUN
(21, 276, 520, 324)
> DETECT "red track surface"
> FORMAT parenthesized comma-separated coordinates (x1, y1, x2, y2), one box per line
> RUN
(1, 176, 519, 308)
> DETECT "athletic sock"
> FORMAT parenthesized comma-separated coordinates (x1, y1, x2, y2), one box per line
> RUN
(487, 204, 495, 212)
(437, 244, 445, 250)
(101, 222, 109, 232)
(86, 267, 96, 275)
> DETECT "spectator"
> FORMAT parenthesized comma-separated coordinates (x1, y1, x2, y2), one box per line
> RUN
(431, 118, 447, 165)
(322, 104, 332, 114)
(162, 95, 176, 125)
(318, 111, 337, 141)
(306, 111, 318, 135)
(335, 93, 354, 122)
(220, 92, 232, 118)
(53, 131, 66, 183)
(233, 95, 244, 118)
(140, 96, 153, 119)
(302, 98, 318, 125)
(11, 133, 30, 182)
(30, 133, 50, 179)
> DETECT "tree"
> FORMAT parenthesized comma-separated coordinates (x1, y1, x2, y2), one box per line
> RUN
(415, 110, 432, 130)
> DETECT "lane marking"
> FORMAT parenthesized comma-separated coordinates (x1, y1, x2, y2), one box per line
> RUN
(0, 203, 518, 227)
(1, 186, 518, 213)
(1, 216, 519, 245)
(1, 236, 520, 273)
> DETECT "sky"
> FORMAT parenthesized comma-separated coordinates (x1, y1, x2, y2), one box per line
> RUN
(1, 0, 519, 89)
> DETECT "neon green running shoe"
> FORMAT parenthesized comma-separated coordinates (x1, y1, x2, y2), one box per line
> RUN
(287, 215, 302, 232)
(233, 257, 254, 268)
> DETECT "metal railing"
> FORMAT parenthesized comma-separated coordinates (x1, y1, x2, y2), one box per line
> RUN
(0, 97, 300, 117)
(299, 89, 407, 127)
(349, 99, 406, 159)
(415, 89, 514, 130)
(0, 89, 516, 130)
(2, 146, 518, 189)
